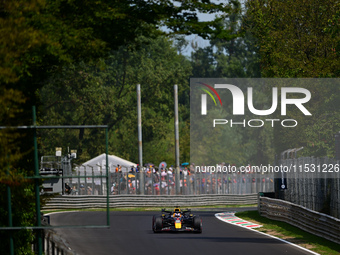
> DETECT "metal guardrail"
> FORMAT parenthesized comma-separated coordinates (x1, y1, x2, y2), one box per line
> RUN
(32, 218, 77, 255)
(42, 194, 258, 210)
(259, 197, 340, 244)
(41, 230, 76, 255)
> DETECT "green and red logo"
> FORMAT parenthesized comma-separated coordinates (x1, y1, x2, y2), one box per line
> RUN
(198, 82, 222, 115)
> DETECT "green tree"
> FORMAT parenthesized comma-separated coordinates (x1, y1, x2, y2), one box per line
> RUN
(190, 2, 270, 167)
(0, 89, 37, 255)
(191, 1, 261, 78)
(245, 0, 340, 78)
(38, 35, 192, 165)
(1, 0, 236, 85)
(245, 0, 340, 158)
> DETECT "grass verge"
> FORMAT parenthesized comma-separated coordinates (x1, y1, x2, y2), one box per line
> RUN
(235, 211, 340, 255)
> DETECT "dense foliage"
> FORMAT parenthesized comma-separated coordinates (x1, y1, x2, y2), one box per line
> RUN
(38, 35, 192, 164)
(244, 0, 340, 157)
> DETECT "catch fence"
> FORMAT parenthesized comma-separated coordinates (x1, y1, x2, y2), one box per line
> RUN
(278, 157, 340, 219)
(63, 169, 274, 196)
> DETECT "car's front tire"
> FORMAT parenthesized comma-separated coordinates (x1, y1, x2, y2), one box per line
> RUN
(193, 216, 202, 233)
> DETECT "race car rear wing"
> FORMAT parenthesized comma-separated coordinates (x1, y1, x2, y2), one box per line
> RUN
(161, 208, 192, 214)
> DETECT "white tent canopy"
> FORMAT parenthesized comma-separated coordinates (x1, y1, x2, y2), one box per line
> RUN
(76, 153, 137, 174)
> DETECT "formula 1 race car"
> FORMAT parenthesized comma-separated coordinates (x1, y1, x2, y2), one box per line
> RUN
(152, 207, 202, 233)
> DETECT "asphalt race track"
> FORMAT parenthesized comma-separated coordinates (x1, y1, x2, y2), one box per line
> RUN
(50, 208, 315, 255)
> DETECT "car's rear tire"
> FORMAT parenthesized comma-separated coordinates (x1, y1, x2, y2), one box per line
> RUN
(153, 216, 163, 233)
(152, 216, 156, 232)
(193, 217, 202, 233)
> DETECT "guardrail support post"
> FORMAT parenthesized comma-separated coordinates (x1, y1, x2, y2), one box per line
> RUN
(6, 156, 14, 255)
(33, 106, 43, 255)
